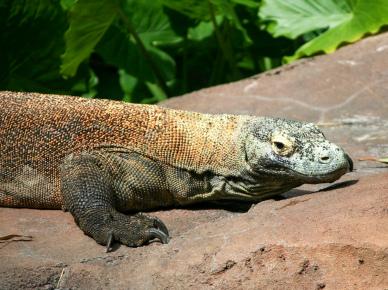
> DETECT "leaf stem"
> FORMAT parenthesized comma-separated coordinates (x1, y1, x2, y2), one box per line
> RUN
(182, 36, 188, 93)
(207, 0, 240, 80)
(116, 7, 170, 97)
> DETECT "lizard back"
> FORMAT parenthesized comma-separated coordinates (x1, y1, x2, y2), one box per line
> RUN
(0, 92, 249, 209)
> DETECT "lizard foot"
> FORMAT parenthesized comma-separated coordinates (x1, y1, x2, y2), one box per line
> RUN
(78, 210, 170, 252)
(105, 212, 169, 252)
(60, 152, 170, 251)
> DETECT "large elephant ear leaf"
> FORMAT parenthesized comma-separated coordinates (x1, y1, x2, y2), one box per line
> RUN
(60, 0, 117, 77)
(259, 0, 388, 62)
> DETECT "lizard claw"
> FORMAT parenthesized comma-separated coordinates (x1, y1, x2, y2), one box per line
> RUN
(106, 231, 114, 253)
(153, 217, 169, 237)
(147, 228, 170, 244)
(79, 210, 171, 250)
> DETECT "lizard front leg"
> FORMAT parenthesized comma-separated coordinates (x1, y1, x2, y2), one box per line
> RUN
(60, 152, 169, 251)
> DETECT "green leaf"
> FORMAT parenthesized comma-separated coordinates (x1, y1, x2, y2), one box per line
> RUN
(377, 157, 388, 164)
(259, 0, 388, 62)
(60, 0, 77, 11)
(161, 0, 210, 20)
(358, 156, 388, 164)
(162, 0, 259, 19)
(119, 69, 138, 102)
(144, 81, 168, 102)
(6, 0, 61, 20)
(0, 0, 90, 94)
(260, 0, 353, 38)
(115, 0, 178, 96)
(122, 0, 181, 46)
(60, 0, 117, 77)
(96, 25, 175, 83)
(212, 0, 251, 43)
(163, 0, 251, 43)
(231, 0, 259, 8)
(188, 20, 215, 41)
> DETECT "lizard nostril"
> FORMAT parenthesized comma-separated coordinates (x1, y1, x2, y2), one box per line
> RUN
(320, 156, 330, 163)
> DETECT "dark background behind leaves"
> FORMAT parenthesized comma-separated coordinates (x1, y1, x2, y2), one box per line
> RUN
(1, 0, 387, 103)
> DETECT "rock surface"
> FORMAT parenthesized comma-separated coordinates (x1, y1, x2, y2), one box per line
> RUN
(1, 33, 388, 289)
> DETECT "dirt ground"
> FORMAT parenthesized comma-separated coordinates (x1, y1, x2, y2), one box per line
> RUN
(1, 32, 388, 289)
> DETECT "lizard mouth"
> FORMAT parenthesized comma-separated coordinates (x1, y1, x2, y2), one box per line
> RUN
(268, 152, 353, 184)
(292, 153, 353, 183)
(249, 162, 350, 185)
(287, 167, 348, 184)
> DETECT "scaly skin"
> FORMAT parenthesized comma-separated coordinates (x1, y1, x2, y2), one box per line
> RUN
(0, 91, 352, 250)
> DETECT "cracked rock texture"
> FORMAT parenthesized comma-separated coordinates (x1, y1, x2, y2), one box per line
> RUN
(1, 33, 388, 289)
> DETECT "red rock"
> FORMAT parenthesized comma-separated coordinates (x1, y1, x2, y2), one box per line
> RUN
(1, 33, 388, 289)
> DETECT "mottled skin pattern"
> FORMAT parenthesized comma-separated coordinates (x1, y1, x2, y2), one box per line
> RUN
(0, 91, 352, 249)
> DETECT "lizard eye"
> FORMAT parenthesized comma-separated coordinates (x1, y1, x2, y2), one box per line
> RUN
(271, 132, 294, 156)
(274, 141, 285, 150)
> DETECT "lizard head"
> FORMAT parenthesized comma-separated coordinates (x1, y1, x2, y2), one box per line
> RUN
(244, 117, 352, 185)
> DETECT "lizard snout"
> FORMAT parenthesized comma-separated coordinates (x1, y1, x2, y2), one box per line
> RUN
(345, 153, 353, 172)
(318, 152, 353, 172)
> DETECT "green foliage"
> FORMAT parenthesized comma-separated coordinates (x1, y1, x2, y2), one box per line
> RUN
(1, 0, 388, 103)
(0, 0, 85, 94)
(60, 0, 117, 77)
(260, 0, 388, 62)
(7, 0, 61, 19)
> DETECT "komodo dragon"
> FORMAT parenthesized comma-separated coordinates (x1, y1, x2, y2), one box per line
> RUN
(0, 91, 353, 250)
